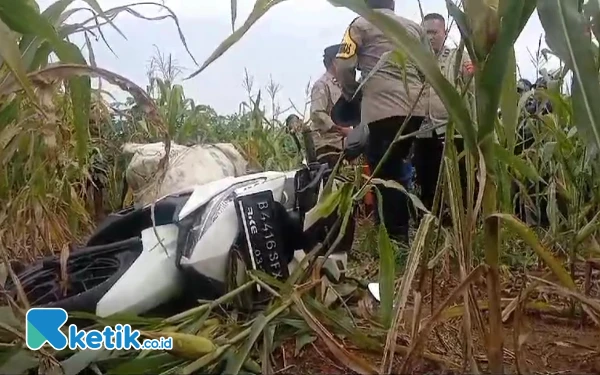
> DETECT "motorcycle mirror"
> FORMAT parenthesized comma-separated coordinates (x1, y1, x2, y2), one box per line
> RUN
(368, 282, 380, 302)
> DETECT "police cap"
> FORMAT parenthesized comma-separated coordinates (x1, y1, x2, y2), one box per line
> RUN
(324, 44, 342, 59)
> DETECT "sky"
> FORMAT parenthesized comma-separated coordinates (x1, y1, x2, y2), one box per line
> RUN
(37, 0, 558, 116)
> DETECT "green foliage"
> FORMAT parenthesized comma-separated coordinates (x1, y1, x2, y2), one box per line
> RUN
(2, 0, 600, 375)
(0, 1, 302, 259)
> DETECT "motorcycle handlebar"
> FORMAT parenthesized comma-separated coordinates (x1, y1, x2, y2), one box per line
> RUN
(297, 163, 328, 195)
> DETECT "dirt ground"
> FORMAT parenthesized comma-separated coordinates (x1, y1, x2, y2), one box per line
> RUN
(274, 318, 600, 374)
(273, 307, 600, 375)
(273, 264, 600, 375)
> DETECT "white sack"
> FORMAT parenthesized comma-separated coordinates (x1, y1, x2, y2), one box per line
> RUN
(123, 142, 247, 205)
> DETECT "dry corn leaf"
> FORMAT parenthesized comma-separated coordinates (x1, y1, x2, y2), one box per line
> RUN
(141, 331, 216, 360)
(292, 294, 378, 375)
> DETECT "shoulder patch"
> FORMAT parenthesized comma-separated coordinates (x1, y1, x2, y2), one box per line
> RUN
(337, 23, 358, 59)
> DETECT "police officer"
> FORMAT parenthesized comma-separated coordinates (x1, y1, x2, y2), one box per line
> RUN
(310, 44, 350, 168)
(334, 0, 430, 243)
(413, 12, 474, 213)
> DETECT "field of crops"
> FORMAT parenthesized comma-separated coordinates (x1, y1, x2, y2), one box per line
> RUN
(0, 0, 600, 374)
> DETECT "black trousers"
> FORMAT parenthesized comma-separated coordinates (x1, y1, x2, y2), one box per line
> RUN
(413, 134, 469, 217)
(366, 116, 423, 241)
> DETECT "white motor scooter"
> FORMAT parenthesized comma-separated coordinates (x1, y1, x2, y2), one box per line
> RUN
(93, 132, 350, 317)
(6, 128, 356, 319)
(2, 131, 349, 317)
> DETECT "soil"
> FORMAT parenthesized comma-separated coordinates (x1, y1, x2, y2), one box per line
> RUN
(274, 317, 600, 375)
(272, 261, 600, 375)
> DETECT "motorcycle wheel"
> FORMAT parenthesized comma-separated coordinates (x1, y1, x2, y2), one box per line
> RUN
(226, 239, 272, 310)
(5, 238, 141, 313)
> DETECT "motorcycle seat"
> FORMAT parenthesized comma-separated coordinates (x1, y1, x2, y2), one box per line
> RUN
(87, 194, 191, 246)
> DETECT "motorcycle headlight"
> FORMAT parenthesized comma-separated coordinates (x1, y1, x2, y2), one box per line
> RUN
(177, 177, 268, 259)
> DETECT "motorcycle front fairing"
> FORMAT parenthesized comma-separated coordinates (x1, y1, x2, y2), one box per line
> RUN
(95, 162, 347, 317)
(176, 171, 300, 286)
(95, 171, 295, 317)
(95, 223, 181, 317)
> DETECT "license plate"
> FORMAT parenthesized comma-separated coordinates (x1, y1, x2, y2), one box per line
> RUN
(236, 190, 289, 281)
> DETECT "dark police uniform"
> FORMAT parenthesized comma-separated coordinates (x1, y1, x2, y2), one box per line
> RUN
(335, 7, 430, 242)
(414, 45, 473, 212)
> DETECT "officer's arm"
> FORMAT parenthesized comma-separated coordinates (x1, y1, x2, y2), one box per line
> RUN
(310, 81, 336, 132)
(335, 21, 361, 100)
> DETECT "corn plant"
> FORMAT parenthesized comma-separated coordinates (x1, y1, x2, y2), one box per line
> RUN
(0, 0, 197, 259)
(179, 0, 600, 373)
(2, 0, 600, 374)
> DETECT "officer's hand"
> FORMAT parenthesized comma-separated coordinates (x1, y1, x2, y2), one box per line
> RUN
(462, 60, 474, 76)
(335, 126, 352, 137)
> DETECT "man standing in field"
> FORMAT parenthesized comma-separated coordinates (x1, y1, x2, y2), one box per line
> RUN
(413, 12, 474, 213)
(310, 44, 350, 168)
(334, 0, 430, 243)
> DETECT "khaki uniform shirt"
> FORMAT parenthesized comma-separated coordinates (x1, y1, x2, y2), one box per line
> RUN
(419, 46, 473, 138)
(310, 71, 344, 151)
(334, 8, 430, 125)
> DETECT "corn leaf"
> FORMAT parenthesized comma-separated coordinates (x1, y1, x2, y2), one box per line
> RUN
(492, 143, 544, 183)
(292, 295, 378, 375)
(400, 265, 487, 373)
(186, 0, 287, 80)
(0, 20, 40, 111)
(492, 214, 577, 289)
(445, 0, 479, 62)
(476, 0, 536, 140)
(224, 314, 268, 375)
(231, 0, 238, 32)
(0, 348, 39, 375)
(500, 49, 519, 152)
(295, 333, 316, 356)
(0, 0, 91, 161)
(303, 183, 350, 230)
(375, 187, 395, 329)
(382, 213, 434, 373)
(107, 353, 181, 375)
(575, 210, 600, 245)
(20, 0, 75, 70)
(371, 178, 429, 214)
(62, 41, 91, 163)
(61, 349, 112, 375)
(539, 0, 600, 156)
(140, 331, 216, 359)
